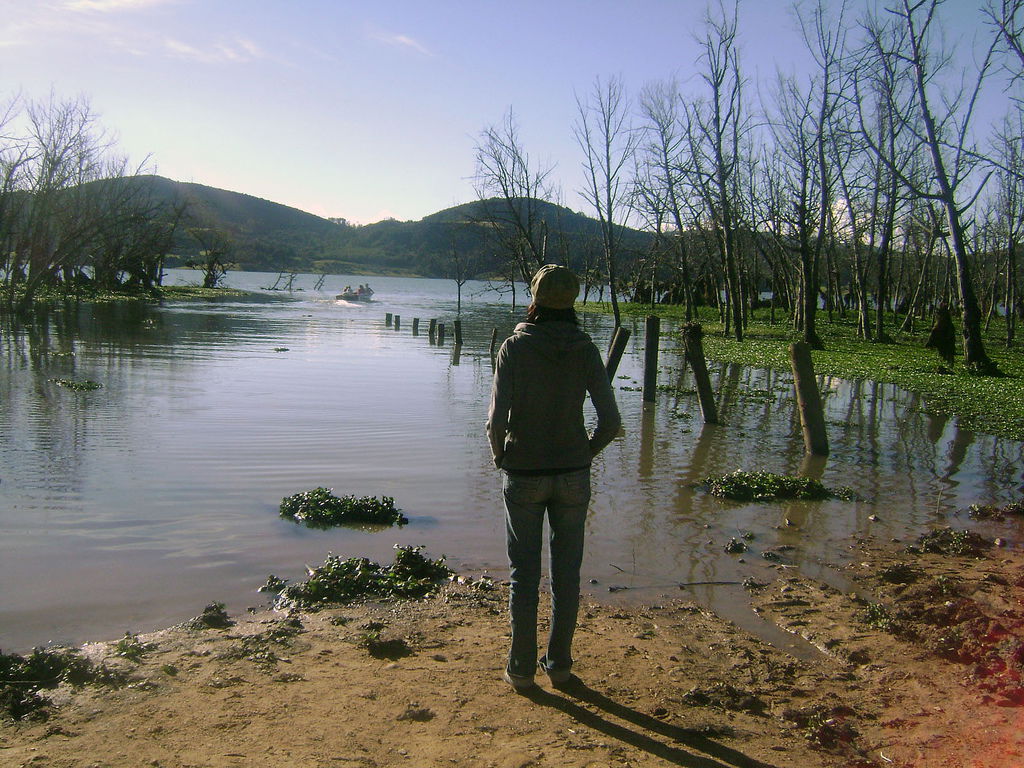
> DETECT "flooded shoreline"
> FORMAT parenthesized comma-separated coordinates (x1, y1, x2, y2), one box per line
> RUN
(2, 271, 1022, 654)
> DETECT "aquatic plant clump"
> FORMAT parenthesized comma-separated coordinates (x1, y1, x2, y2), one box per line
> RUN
(49, 378, 102, 391)
(966, 502, 1024, 521)
(279, 487, 408, 528)
(269, 545, 451, 609)
(0, 647, 122, 721)
(703, 470, 855, 503)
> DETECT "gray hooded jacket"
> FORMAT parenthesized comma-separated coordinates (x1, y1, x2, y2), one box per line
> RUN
(486, 320, 621, 472)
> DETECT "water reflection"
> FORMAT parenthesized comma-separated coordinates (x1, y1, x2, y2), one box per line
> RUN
(1, 271, 1022, 655)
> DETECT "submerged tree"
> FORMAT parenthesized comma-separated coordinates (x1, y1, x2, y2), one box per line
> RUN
(187, 226, 232, 289)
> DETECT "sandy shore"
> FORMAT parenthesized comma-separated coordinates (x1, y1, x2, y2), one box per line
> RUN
(2, 528, 1023, 768)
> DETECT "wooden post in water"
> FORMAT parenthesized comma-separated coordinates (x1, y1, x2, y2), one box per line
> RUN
(412, 318, 420, 336)
(453, 319, 463, 345)
(642, 316, 660, 408)
(385, 313, 393, 327)
(437, 323, 446, 345)
(394, 315, 401, 331)
(489, 328, 499, 361)
(605, 326, 630, 380)
(790, 341, 829, 456)
(682, 323, 718, 425)
(428, 319, 437, 343)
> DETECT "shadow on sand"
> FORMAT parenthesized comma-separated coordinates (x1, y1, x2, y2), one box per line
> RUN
(520, 676, 782, 768)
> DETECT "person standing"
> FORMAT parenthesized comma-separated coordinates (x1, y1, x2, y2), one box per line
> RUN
(486, 264, 621, 691)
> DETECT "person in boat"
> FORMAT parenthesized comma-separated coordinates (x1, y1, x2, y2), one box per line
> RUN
(364, 283, 373, 297)
(342, 285, 352, 295)
(486, 264, 621, 691)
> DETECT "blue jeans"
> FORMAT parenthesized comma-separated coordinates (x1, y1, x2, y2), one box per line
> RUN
(503, 468, 591, 678)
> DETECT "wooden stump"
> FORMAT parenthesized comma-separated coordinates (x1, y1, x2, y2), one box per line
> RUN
(642, 316, 660, 407)
(681, 323, 718, 425)
(605, 326, 630, 380)
(790, 341, 829, 456)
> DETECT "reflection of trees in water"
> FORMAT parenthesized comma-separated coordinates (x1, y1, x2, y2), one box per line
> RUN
(629, 359, 1021, 560)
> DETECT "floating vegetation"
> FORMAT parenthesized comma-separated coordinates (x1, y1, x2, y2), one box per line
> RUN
(49, 378, 101, 391)
(703, 470, 855, 502)
(279, 487, 408, 528)
(910, 527, 990, 558)
(966, 501, 1024, 521)
(267, 545, 451, 609)
(0, 647, 122, 721)
(273, 347, 289, 352)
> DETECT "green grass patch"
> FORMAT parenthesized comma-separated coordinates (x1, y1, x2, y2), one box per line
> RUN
(266, 545, 451, 609)
(584, 303, 1024, 440)
(704, 470, 854, 502)
(279, 487, 408, 528)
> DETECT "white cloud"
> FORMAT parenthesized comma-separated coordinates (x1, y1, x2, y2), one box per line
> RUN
(164, 35, 264, 64)
(370, 29, 433, 57)
(63, 0, 173, 11)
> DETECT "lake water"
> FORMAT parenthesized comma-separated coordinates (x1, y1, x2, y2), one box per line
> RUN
(2, 269, 1022, 655)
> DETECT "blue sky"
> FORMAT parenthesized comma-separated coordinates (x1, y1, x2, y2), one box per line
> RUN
(0, 0, 1005, 224)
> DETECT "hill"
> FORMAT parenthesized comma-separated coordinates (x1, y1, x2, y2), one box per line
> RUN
(123, 176, 651, 277)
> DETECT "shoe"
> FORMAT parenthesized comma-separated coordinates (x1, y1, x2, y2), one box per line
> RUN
(539, 657, 572, 684)
(502, 668, 536, 691)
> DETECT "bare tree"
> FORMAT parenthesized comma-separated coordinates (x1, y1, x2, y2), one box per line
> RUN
(766, 72, 824, 346)
(187, 226, 232, 288)
(637, 79, 696, 317)
(991, 111, 1024, 345)
(685, 0, 748, 341)
(574, 75, 639, 328)
(860, 0, 999, 373)
(473, 109, 555, 286)
(985, 0, 1024, 77)
(0, 94, 30, 304)
(447, 237, 479, 315)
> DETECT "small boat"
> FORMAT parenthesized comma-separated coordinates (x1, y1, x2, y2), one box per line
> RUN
(336, 287, 374, 302)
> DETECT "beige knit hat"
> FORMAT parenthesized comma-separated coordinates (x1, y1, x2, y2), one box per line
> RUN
(530, 264, 579, 309)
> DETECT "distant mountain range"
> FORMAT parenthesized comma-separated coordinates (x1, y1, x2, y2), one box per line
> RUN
(127, 175, 650, 278)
